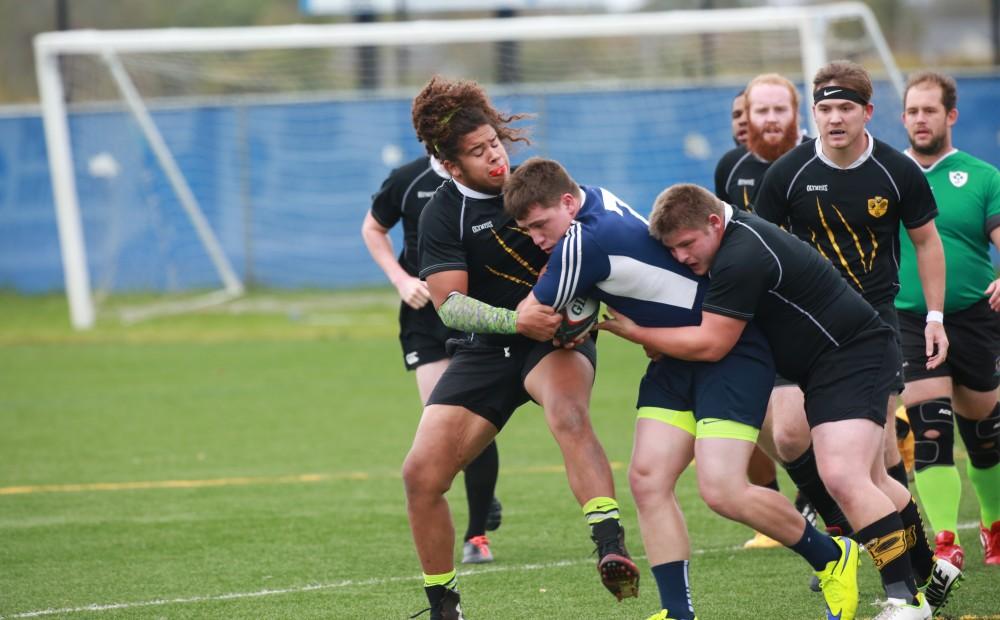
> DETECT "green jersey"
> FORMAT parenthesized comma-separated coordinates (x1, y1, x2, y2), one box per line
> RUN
(896, 149, 1000, 313)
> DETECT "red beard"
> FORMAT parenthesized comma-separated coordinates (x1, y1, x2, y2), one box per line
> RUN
(747, 120, 799, 162)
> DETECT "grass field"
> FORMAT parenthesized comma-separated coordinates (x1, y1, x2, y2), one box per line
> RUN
(1, 290, 997, 619)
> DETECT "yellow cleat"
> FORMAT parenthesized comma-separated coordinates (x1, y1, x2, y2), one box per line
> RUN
(743, 531, 783, 549)
(815, 535, 860, 620)
(645, 611, 698, 620)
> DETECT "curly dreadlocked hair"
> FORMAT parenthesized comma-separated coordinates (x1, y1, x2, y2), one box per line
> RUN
(411, 75, 531, 163)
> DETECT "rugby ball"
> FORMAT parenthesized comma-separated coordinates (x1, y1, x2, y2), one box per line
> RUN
(555, 296, 600, 343)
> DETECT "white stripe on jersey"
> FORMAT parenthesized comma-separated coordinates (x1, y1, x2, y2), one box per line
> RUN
(597, 255, 699, 310)
(554, 221, 584, 311)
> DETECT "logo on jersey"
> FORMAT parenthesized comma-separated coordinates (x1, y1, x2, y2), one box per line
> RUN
(867, 196, 888, 218)
(417, 190, 437, 199)
(949, 171, 968, 188)
(806, 184, 828, 192)
(737, 178, 755, 186)
(471, 220, 494, 234)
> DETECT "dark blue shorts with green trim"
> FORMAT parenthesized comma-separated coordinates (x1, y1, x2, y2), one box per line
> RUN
(636, 323, 775, 429)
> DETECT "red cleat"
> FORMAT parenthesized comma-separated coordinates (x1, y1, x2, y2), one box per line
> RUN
(933, 530, 965, 570)
(981, 521, 1000, 566)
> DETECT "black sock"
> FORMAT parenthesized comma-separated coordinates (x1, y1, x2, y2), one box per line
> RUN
(463, 440, 499, 541)
(783, 445, 853, 535)
(856, 512, 918, 602)
(900, 499, 934, 584)
(887, 460, 909, 490)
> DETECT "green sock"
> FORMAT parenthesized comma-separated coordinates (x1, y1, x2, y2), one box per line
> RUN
(914, 465, 962, 542)
(967, 462, 1000, 526)
(423, 569, 457, 589)
(582, 496, 620, 525)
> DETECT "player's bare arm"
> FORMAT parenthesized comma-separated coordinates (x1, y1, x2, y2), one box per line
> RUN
(598, 307, 746, 362)
(986, 227, 1000, 312)
(360, 211, 430, 309)
(906, 220, 949, 368)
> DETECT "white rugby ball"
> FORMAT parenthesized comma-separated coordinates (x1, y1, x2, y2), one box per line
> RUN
(555, 296, 600, 342)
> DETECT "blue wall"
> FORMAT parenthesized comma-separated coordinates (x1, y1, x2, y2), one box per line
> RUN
(2, 76, 998, 294)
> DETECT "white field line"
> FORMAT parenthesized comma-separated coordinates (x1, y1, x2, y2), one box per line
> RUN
(0, 522, 989, 619)
(0, 554, 643, 618)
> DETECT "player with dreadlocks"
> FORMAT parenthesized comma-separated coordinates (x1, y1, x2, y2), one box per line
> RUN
(402, 76, 637, 620)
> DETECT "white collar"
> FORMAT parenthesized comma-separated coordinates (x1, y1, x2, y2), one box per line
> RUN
(814, 129, 875, 170)
(429, 156, 451, 179)
(904, 148, 959, 173)
(453, 178, 498, 200)
(723, 202, 734, 227)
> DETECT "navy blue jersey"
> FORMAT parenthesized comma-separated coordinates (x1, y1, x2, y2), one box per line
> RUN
(533, 186, 707, 328)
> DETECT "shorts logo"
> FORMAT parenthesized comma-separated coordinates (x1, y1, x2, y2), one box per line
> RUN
(806, 184, 828, 192)
(472, 220, 494, 234)
(867, 195, 888, 218)
(503, 347, 511, 358)
(949, 171, 968, 188)
(405, 351, 420, 366)
(737, 178, 755, 186)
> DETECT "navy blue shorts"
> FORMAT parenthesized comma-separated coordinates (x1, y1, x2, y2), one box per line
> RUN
(636, 323, 775, 429)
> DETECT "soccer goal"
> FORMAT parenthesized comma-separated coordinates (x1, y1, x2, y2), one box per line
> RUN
(35, 2, 904, 329)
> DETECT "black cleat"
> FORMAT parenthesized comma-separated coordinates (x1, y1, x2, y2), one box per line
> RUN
(486, 496, 502, 531)
(411, 585, 466, 620)
(591, 519, 640, 601)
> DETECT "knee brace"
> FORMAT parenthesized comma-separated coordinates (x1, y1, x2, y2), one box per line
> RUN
(956, 403, 1000, 469)
(908, 398, 954, 472)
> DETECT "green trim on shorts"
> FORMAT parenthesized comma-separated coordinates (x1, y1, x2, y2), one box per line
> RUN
(637, 406, 695, 436)
(695, 418, 759, 442)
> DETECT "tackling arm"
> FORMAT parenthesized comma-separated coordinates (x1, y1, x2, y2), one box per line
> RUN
(598, 308, 747, 362)
(428, 272, 560, 341)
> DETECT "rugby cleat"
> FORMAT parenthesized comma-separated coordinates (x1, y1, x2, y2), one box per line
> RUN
(981, 520, 1000, 566)
(591, 519, 640, 601)
(462, 535, 494, 564)
(872, 593, 931, 620)
(922, 556, 962, 614)
(645, 610, 698, 620)
(931, 530, 964, 570)
(411, 585, 466, 620)
(485, 496, 502, 531)
(815, 535, 860, 620)
(743, 531, 783, 549)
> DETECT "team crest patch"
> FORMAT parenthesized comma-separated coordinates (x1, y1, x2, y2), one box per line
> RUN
(950, 171, 968, 187)
(867, 196, 888, 218)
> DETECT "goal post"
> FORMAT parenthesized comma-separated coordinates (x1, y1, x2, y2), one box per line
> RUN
(35, 2, 904, 329)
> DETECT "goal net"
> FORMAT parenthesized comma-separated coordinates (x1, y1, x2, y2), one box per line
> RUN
(35, 2, 905, 328)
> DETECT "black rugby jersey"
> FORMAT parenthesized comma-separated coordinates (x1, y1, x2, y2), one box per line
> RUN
(703, 207, 883, 383)
(418, 179, 548, 311)
(754, 134, 937, 306)
(714, 136, 810, 211)
(370, 156, 448, 276)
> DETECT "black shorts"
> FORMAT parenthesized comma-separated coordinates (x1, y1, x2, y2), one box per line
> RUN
(803, 324, 900, 428)
(873, 301, 905, 393)
(898, 298, 1000, 392)
(637, 323, 775, 429)
(426, 334, 598, 430)
(398, 302, 459, 370)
